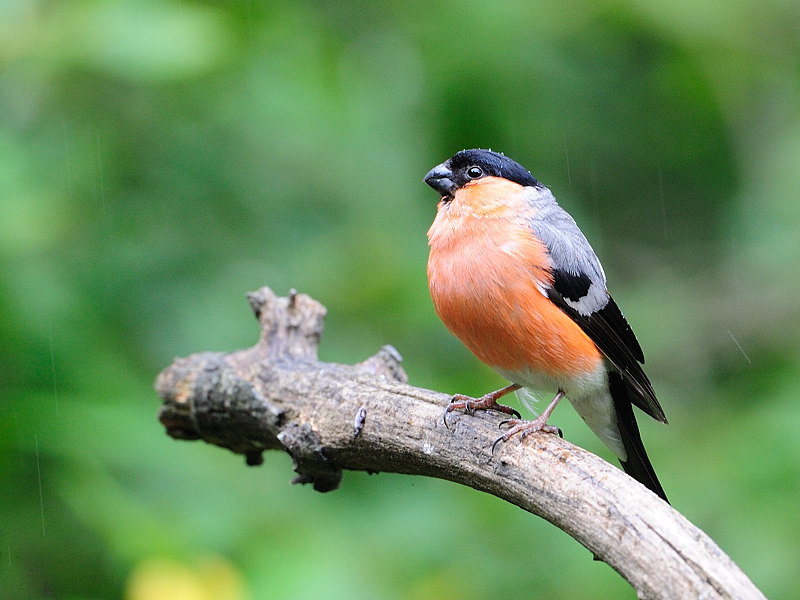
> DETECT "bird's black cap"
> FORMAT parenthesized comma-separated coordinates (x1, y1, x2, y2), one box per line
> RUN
(424, 149, 539, 200)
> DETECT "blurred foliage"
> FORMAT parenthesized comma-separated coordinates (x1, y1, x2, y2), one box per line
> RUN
(1, 0, 799, 598)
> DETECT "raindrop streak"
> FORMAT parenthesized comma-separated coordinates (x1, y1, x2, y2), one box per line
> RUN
(96, 133, 106, 215)
(729, 224, 741, 295)
(34, 435, 46, 536)
(61, 119, 74, 200)
(658, 165, 668, 241)
(588, 160, 600, 225)
(727, 330, 752, 365)
(563, 132, 571, 186)
(589, 161, 599, 200)
(48, 320, 59, 416)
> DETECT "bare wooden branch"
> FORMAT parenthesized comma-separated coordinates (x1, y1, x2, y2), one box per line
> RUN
(155, 287, 764, 600)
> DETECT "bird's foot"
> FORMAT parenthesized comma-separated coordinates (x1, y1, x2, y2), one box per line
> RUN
(491, 390, 566, 453)
(492, 416, 562, 454)
(443, 383, 521, 429)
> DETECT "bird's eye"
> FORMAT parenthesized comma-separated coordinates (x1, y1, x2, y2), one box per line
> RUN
(466, 166, 483, 179)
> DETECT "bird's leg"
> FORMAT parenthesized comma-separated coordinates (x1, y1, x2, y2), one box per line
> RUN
(443, 383, 522, 428)
(492, 390, 565, 453)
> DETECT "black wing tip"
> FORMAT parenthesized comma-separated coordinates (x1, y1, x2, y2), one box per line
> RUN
(600, 297, 644, 364)
(621, 371, 667, 423)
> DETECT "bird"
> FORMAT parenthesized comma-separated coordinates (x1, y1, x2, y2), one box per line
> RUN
(423, 148, 669, 502)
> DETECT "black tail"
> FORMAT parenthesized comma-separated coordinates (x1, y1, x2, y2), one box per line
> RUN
(609, 372, 669, 503)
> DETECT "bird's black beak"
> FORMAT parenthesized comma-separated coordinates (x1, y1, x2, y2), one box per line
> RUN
(423, 163, 455, 201)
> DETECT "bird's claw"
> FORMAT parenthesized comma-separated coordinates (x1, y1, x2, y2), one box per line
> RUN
(442, 392, 521, 429)
(491, 418, 563, 454)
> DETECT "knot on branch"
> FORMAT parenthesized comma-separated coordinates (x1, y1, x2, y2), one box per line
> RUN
(279, 423, 343, 492)
(355, 344, 408, 383)
(247, 287, 326, 362)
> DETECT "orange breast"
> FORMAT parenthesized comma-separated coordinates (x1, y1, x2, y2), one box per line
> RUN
(427, 179, 602, 377)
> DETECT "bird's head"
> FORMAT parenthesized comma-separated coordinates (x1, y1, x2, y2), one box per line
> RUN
(423, 149, 539, 202)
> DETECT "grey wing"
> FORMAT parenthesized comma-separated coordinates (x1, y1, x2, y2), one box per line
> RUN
(528, 188, 666, 423)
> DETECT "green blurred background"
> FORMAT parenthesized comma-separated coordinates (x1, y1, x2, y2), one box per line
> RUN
(2, 0, 799, 598)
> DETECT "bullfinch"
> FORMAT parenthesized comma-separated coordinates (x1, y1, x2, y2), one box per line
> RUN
(424, 149, 668, 502)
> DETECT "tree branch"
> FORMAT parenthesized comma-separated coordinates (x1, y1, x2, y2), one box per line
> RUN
(155, 287, 764, 600)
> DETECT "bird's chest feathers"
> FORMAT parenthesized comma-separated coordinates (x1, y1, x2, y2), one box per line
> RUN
(426, 188, 601, 376)
(427, 182, 551, 307)
(427, 203, 554, 364)
(428, 213, 550, 304)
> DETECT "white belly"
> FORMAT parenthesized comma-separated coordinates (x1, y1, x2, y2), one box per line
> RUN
(496, 362, 627, 460)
